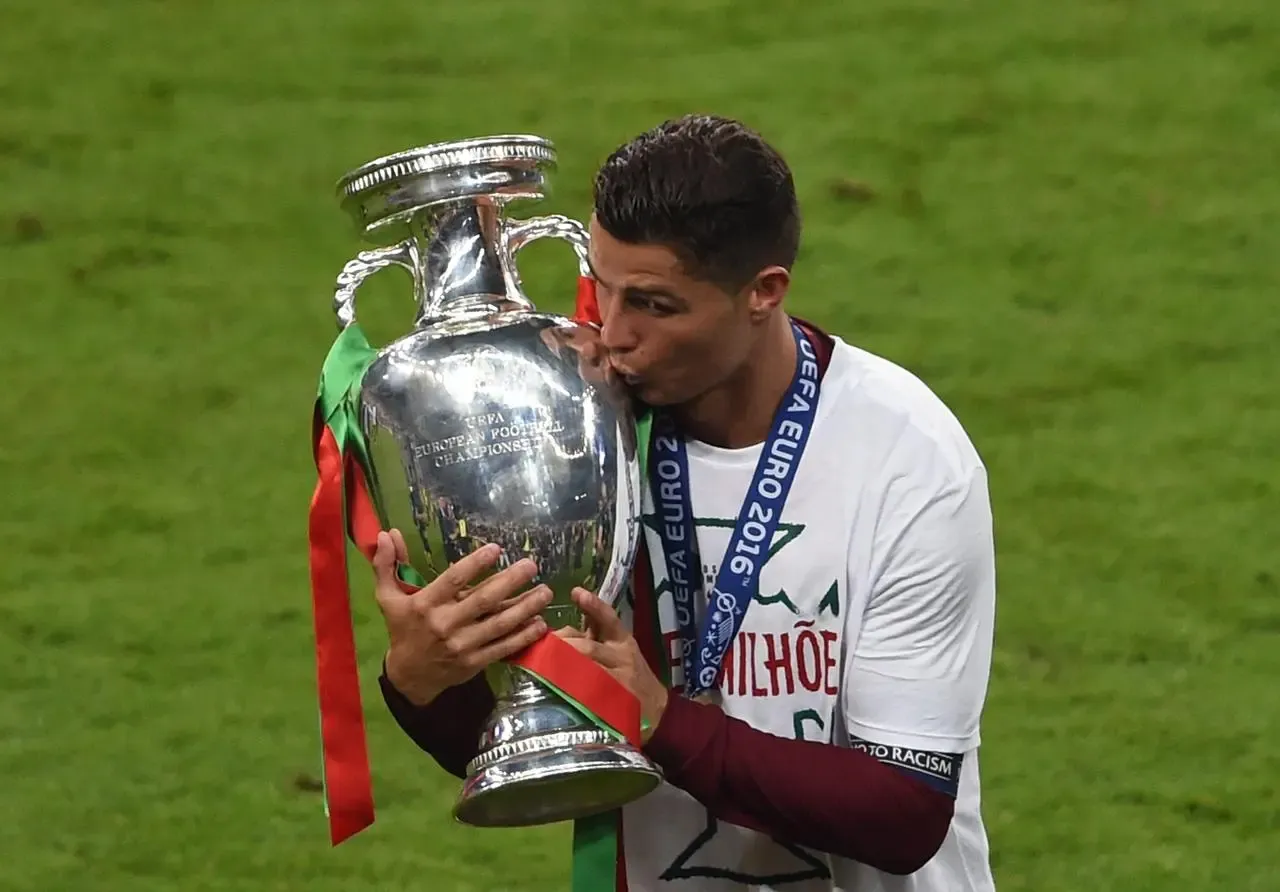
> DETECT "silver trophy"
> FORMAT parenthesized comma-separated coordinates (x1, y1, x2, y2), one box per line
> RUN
(331, 136, 663, 828)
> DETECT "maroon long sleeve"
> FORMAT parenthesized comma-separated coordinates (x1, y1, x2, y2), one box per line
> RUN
(383, 671, 954, 875)
(642, 696, 956, 876)
(379, 670, 491, 779)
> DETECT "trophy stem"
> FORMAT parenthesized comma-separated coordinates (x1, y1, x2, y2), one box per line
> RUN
(407, 202, 533, 327)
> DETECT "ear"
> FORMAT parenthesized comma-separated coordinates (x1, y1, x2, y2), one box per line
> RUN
(742, 266, 791, 321)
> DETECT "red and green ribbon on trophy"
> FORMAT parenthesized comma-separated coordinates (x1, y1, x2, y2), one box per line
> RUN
(306, 276, 660, 891)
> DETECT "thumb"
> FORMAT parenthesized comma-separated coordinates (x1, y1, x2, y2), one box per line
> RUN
(572, 588, 624, 642)
(390, 528, 409, 564)
(371, 531, 402, 597)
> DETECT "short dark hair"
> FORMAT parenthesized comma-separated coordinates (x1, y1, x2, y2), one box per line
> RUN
(592, 114, 801, 292)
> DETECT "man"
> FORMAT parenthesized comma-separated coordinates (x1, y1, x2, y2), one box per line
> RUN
(372, 114, 998, 891)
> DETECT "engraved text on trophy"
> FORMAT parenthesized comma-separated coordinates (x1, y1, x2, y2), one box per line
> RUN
(413, 406, 566, 468)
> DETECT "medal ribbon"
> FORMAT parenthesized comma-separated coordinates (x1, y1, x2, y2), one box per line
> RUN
(651, 321, 823, 697)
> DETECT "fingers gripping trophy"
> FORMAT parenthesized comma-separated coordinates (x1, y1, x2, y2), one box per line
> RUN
(306, 135, 662, 845)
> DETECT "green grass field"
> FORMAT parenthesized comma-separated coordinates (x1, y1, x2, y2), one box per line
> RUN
(3, 1, 1279, 889)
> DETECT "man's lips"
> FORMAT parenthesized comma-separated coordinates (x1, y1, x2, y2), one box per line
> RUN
(609, 361, 643, 386)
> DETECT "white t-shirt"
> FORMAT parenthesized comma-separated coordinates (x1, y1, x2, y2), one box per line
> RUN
(617, 334, 998, 892)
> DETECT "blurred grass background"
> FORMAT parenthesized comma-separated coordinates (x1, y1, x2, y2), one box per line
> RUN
(1, 0, 1278, 889)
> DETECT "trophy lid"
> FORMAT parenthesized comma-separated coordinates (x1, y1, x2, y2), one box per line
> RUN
(337, 135, 558, 243)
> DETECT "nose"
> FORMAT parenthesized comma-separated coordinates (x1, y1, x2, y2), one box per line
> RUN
(598, 303, 638, 356)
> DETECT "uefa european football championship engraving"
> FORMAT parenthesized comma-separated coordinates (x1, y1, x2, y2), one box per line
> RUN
(331, 135, 661, 827)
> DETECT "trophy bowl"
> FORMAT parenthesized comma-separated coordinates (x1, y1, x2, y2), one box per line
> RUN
(330, 135, 662, 827)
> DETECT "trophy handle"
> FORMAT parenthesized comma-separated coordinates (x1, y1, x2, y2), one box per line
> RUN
(332, 240, 419, 330)
(500, 214, 591, 304)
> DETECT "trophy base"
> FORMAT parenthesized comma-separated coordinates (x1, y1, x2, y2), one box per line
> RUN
(451, 663, 664, 828)
(452, 729, 663, 828)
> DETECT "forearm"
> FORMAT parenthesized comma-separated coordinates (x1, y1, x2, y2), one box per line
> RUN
(379, 669, 493, 779)
(644, 697, 954, 876)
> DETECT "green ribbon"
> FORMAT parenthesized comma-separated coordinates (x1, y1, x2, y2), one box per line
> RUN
(313, 323, 419, 590)
(571, 411, 661, 892)
(315, 324, 375, 461)
(633, 409, 669, 690)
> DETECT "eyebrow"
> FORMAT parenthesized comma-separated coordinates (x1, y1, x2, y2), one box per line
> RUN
(623, 284, 684, 305)
(586, 256, 686, 305)
(584, 255, 608, 289)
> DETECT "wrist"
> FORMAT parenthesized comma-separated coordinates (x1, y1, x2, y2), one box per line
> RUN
(641, 685, 670, 745)
(383, 649, 444, 707)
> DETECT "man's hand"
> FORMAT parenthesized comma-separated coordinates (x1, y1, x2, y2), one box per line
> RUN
(372, 530, 552, 707)
(556, 587, 669, 743)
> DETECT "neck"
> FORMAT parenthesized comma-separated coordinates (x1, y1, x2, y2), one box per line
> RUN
(674, 314, 797, 449)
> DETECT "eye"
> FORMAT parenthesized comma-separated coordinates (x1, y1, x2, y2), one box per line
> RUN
(627, 293, 677, 316)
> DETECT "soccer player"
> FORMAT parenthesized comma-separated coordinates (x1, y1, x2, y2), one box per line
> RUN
(372, 114, 998, 891)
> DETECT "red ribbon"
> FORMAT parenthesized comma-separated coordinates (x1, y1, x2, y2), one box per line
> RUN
(307, 426, 376, 846)
(575, 273, 602, 325)
(516, 634, 642, 745)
